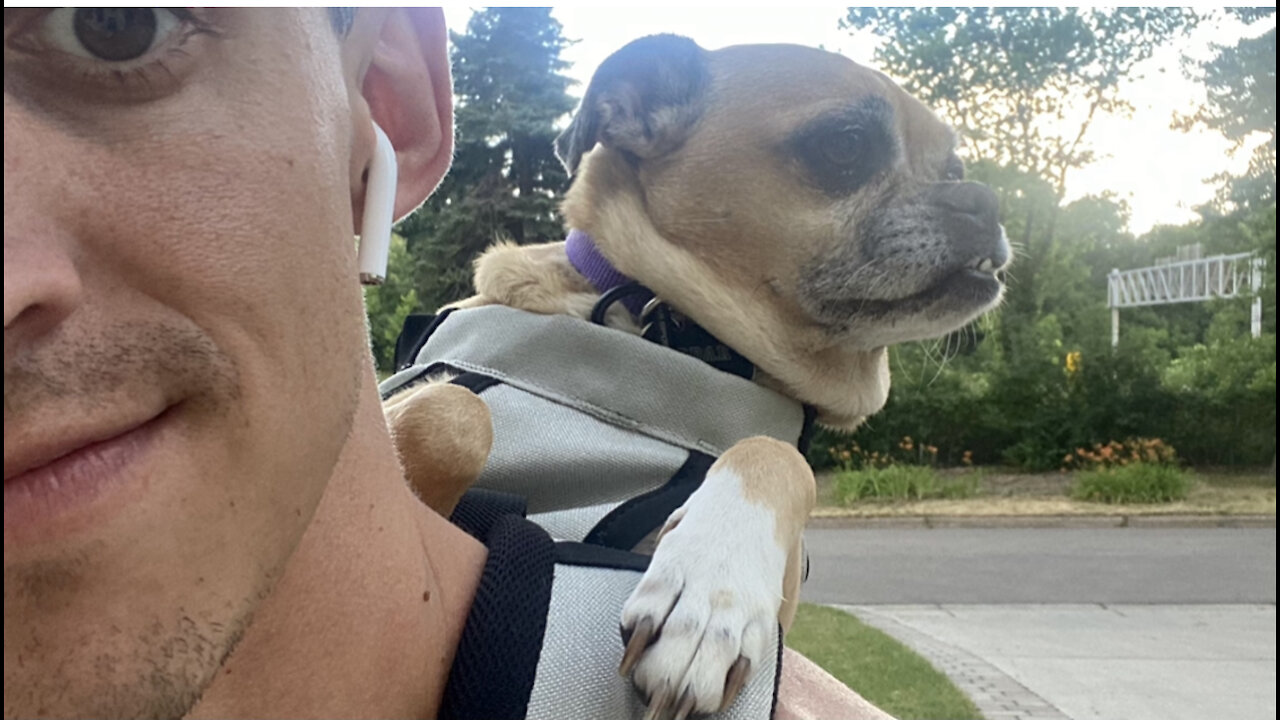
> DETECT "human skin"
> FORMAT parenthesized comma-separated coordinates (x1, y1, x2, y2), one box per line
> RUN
(5, 8, 878, 719)
(4, 8, 478, 718)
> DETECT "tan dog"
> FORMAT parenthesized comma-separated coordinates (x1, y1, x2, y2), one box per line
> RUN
(389, 35, 1008, 719)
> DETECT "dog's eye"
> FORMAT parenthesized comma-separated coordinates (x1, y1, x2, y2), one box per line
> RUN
(943, 154, 965, 182)
(791, 102, 897, 196)
(824, 129, 864, 167)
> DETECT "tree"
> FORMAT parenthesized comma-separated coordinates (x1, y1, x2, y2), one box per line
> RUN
(397, 7, 577, 311)
(844, 9, 1199, 199)
(364, 234, 419, 373)
(1177, 10, 1276, 212)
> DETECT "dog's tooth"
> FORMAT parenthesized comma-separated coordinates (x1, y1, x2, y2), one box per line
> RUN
(978, 258, 994, 273)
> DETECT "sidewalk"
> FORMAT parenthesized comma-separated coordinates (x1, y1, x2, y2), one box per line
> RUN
(834, 604, 1277, 720)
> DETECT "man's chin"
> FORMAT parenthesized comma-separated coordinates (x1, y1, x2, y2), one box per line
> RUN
(3, 601, 245, 720)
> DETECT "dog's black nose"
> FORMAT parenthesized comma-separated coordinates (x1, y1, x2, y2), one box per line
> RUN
(927, 181, 1000, 227)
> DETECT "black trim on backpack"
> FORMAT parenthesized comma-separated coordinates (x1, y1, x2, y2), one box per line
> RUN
(449, 371, 501, 395)
(394, 309, 457, 372)
(440, 515, 555, 720)
(555, 541, 652, 572)
(380, 362, 503, 403)
(583, 451, 716, 551)
(771, 622, 784, 719)
(450, 488, 528, 541)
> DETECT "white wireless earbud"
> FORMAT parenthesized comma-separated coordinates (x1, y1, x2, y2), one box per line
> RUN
(358, 123, 398, 285)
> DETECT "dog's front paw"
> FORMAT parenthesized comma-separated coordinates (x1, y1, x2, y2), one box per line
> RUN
(619, 474, 787, 719)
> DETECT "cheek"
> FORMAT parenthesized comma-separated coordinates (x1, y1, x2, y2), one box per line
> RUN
(645, 148, 833, 275)
(67, 79, 366, 562)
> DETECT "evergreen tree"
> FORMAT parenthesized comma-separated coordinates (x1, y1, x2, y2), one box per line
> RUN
(398, 7, 577, 311)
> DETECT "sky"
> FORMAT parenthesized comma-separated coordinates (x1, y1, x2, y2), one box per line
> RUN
(442, 6, 1273, 236)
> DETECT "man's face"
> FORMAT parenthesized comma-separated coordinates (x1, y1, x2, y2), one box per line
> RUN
(4, 9, 370, 716)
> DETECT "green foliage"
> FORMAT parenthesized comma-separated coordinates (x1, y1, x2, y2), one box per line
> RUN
(786, 604, 983, 720)
(363, 234, 419, 372)
(1072, 464, 1194, 504)
(835, 466, 978, 504)
(1177, 14, 1276, 212)
(1161, 334, 1277, 465)
(397, 7, 576, 312)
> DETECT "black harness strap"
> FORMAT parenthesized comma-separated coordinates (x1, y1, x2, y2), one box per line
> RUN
(583, 451, 716, 550)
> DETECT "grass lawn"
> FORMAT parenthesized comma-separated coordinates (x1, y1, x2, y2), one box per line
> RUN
(814, 467, 1275, 517)
(786, 603, 982, 720)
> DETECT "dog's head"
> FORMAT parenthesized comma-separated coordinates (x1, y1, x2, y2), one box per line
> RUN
(556, 35, 1009, 429)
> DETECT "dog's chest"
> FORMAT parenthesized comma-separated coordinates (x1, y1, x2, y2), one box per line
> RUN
(382, 305, 808, 548)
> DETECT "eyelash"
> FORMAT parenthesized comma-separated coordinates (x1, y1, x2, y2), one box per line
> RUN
(8, 8, 218, 98)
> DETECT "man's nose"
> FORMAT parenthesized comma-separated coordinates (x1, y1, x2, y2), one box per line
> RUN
(4, 98, 86, 372)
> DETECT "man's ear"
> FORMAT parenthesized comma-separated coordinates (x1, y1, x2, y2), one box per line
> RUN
(555, 34, 708, 175)
(362, 7, 453, 221)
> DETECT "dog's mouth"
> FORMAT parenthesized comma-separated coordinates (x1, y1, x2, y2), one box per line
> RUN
(804, 241, 1009, 326)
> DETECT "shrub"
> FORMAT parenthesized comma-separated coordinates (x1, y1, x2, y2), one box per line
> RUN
(835, 465, 978, 504)
(1071, 463, 1194, 504)
(826, 436, 940, 471)
(1061, 437, 1178, 471)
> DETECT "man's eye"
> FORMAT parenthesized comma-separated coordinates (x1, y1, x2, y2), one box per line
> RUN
(44, 8, 181, 63)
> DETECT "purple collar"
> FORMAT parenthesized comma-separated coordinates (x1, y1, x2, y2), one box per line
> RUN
(566, 229, 654, 316)
(564, 229, 757, 380)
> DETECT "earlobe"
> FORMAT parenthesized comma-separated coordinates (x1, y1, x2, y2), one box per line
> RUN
(358, 123, 398, 286)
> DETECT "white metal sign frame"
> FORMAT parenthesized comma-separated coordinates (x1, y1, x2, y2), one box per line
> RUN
(1107, 252, 1264, 347)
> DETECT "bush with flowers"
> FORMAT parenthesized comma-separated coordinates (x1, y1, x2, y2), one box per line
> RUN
(829, 436, 979, 503)
(1065, 437, 1193, 503)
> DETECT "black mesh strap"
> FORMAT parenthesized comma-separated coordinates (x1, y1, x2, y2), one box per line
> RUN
(440, 514, 556, 720)
(450, 488, 529, 541)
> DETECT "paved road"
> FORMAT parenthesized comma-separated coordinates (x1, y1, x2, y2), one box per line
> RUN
(801, 528, 1277, 720)
(803, 527, 1277, 604)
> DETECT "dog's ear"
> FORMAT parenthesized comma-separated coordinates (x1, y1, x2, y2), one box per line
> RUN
(555, 34, 709, 174)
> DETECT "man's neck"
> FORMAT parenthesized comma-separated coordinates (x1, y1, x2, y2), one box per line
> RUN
(187, 378, 487, 719)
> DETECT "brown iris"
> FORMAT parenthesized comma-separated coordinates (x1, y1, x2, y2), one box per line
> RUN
(73, 8, 157, 62)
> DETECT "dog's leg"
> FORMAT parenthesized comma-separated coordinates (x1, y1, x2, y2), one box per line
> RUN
(619, 437, 815, 718)
(383, 383, 493, 517)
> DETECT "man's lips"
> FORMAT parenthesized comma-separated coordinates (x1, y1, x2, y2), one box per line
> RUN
(4, 408, 170, 483)
(4, 405, 176, 543)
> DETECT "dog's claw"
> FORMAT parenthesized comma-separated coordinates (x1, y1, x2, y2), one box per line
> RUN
(673, 687, 698, 720)
(643, 683, 676, 720)
(719, 656, 752, 712)
(620, 617, 657, 677)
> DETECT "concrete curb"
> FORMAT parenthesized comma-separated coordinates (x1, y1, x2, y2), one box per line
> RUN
(807, 513, 1276, 529)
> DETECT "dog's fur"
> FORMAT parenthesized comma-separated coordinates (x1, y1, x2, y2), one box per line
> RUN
(389, 35, 1009, 718)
